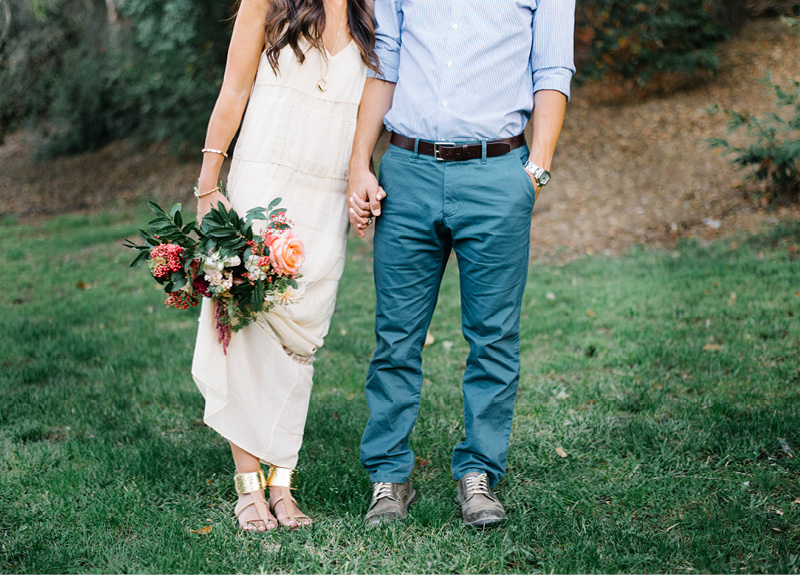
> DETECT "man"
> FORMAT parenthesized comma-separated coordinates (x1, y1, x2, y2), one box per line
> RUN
(347, 0, 575, 527)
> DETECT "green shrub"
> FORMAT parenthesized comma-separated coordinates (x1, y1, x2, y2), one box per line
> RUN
(118, 0, 233, 156)
(0, 0, 234, 157)
(709, 75, 800, 203)
(576, 0, 729, 91)
(0, 0, 99, 144)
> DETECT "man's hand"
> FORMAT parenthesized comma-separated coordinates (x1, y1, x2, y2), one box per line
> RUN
(526, 172, 542, 203)
(347, 166, 386, 238)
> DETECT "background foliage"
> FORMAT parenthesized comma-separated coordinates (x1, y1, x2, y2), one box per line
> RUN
(709, 73, 800, 204)
(1, 0, 799, 156)
(0, 0, 232, 156)
(574, 0, 730, 91)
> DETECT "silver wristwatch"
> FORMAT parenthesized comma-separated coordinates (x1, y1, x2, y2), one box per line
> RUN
(523, 161, 551, 187)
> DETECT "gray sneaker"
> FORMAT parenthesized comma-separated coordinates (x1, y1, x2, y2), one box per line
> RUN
(456, 472, 505, 527)
(365, 481, 417, 526)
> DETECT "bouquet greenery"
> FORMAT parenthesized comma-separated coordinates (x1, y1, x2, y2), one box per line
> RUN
(125, 196, 305, 353)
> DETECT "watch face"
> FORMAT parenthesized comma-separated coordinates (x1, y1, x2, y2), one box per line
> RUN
(537, 170, 551, 186)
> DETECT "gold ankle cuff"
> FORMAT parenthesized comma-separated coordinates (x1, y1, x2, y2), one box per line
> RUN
(267, 466, 298, 489)
(234, 469, 267, 494)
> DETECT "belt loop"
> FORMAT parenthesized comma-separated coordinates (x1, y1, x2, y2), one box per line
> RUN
(480, 139, 488, 164)
(412, 138, 420, 162)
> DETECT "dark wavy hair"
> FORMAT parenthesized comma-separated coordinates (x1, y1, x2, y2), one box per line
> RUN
(260, 0, 378, 74)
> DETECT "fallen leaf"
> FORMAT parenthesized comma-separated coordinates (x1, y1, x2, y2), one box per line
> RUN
(76, 281, 92, 290)
(424, 332, 435, 347)
(442, 341, 454, 352)
(555, 390, 570, 400)
(728, 292, 737, 306)
(555, 447, 568, 458)
(191, 526, 212, 535)
(340, 328, 347, 335)
(772, 527, 782, 533)
(791, 497, 800, 505)
(775, 509, 784, 516)
(332, 411, 339, 419)
(586, 309, 596, 317)
(545, 292, 556, 300)
(703, 343, 723, 351)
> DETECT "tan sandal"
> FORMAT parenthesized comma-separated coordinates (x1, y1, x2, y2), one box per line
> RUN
(268, 466, 312, 528)
(233, 469, 277, 532)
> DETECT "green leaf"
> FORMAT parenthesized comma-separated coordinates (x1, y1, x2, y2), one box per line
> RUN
(267, 197, 282, 211)
(129, 249, 150, 268)
(169, 203, 182, 220)
(250, 281, 264, 312)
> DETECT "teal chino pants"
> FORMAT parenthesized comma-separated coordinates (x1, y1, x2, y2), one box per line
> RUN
(360, 140, 536, 487)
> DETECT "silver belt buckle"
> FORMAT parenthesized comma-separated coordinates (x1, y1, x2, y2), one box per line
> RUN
(433, 141, 456, 161)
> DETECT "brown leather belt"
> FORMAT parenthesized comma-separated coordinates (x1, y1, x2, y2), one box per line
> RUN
(389, 132, 526, 162)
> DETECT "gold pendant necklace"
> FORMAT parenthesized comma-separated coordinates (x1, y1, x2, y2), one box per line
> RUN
(317, 5, 346, 92)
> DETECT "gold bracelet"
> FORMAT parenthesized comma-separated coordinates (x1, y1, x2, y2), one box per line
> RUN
(201, 147, 228, 158)
(194, 186, 219, 198)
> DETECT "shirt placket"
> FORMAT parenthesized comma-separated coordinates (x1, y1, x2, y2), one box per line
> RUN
(435, 0, 457, 141)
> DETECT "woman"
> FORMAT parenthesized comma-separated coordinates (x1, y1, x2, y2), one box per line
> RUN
(191, 0, 376, 531)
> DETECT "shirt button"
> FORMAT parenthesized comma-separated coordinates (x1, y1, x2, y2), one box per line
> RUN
(452, 23, 458, 30)
(442, 100, 448, 106)
(447, 61, 452, 67)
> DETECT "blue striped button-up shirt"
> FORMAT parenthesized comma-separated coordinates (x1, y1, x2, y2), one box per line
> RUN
(369, 0, 576, 141)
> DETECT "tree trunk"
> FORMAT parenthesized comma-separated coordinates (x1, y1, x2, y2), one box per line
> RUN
(105, 0, 121, 48)
(105, 0, 118, 25)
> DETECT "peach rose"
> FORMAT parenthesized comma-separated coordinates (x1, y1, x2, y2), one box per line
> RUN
(269, 231, 305, 277)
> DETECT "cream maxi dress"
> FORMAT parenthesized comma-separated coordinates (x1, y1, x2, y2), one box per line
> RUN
(192, 40, 367, 469)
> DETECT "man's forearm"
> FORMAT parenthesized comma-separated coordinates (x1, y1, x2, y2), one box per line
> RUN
(528, 89, 567, 172)
(350, 78, 396, 172)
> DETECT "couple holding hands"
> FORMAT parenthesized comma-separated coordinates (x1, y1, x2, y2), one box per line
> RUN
(191, 0, 574, 531)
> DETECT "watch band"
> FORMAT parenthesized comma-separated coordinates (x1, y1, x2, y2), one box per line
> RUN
(523, 161, 551, 187)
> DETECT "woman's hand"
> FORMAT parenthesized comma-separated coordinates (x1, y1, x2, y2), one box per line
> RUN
(196, 189, 233, 222)
(347, 167, 385, 238)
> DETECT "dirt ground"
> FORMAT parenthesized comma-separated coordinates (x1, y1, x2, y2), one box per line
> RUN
(1, 18, 798, 260)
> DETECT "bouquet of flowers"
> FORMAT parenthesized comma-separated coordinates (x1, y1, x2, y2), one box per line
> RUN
(125, 195, 305, 353)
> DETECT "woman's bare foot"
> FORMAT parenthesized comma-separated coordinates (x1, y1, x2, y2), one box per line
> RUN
(269, 486, 313, 528)
(234, 490, 278, 532)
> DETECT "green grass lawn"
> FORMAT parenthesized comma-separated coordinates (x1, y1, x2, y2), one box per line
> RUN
(1, 206, 798, 573)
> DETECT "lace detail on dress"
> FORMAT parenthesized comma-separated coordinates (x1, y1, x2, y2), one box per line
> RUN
(283, 347, 315, 365)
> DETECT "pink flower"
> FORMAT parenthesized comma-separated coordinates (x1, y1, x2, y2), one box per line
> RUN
(269, 231, 305, 277)
(263, 231, 279, 249)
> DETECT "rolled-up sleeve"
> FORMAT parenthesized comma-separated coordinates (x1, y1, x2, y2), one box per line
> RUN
(367, 0, 403, 83)
(531, 0, 576, 100)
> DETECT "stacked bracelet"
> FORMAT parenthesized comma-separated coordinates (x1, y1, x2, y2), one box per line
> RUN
(194, 186, 220, 199)
(201, 147, 229, 158)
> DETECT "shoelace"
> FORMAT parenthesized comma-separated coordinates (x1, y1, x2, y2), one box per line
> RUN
(463, 474, 491, 498)
(372, 481, 396, 501)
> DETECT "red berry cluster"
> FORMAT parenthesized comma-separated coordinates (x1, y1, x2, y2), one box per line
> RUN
(150, 243, 185, 278)
(165, 289, 199, 309)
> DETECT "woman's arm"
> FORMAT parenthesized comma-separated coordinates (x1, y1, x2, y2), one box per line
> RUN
(197, 0, 270, 220)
